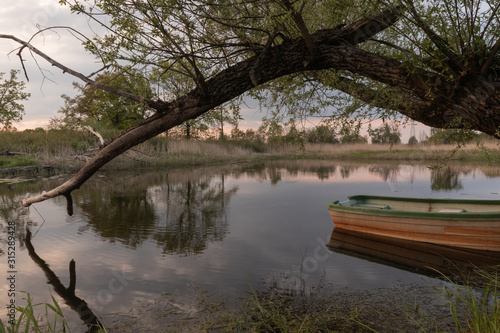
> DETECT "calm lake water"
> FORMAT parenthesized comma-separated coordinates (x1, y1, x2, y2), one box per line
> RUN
(2, 160, 500, 330)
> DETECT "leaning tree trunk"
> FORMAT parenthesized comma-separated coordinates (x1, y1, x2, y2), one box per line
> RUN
(448, 76, 500, 136)
(3, 5, 498, 211)
(16, 7, 407, 210)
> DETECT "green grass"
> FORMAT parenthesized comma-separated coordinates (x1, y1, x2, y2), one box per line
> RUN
(0, 292, 105, 333)
(0, 156, 40, 169)
(3, 267, 500, 333)
(436, 267, 500, 333)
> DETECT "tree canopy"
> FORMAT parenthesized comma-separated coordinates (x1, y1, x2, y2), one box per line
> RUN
(59, 71, 154, 130)
(1, 0, 500, 208)
(0, 70, 30, 130)
(368, 123, 402, 144)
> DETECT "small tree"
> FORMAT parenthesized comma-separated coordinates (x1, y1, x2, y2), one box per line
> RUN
(307, 125, 339, 144)
(340, 120, 367, 144)
(230, 127, 245, 140)
(368, 123, 402, 144)
(408, 136, 418, 146)
(283, 124, 302, 143)
(260, 119, 284, 144)
(0, 70, 30, 131)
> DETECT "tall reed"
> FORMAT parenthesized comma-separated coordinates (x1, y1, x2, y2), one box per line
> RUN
(436, 267, 500, 333)
(0, 292, 106, 333)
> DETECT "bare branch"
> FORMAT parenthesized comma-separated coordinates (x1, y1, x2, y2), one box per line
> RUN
(83, 125, 105, 146)
(0, 34, 165, 110)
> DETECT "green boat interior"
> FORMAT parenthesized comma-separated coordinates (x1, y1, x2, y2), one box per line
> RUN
(334, 195, 500, 214)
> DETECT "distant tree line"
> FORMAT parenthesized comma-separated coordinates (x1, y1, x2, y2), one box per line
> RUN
(229, 120, 403, 145)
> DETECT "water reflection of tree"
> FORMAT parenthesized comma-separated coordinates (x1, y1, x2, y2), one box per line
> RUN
(233, 161, 338, 183)
(72, 172, 236, 255)
(25, 229, 103, 332)
(77, 188, 157, 248)
(151, 174, 237, 255)
(339, 166, 353, 179)
(312, 166, 335, 180)
(0, 188, 33, 256)
(269, 168, 282, 185)
(368, 165, 401, 183)
(431, 167, 463, 191)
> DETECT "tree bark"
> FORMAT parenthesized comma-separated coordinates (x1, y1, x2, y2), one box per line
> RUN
(2, 5, 497, 209)
(13, 7, 403, 207)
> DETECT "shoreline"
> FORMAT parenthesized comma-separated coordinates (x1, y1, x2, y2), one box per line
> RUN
(1, 140, 500, 180)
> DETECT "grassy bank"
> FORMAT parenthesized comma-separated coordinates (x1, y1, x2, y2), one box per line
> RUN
(301, 141, 500, 164)
(4, 267, 500, 332)
(1, 129, 500, 176)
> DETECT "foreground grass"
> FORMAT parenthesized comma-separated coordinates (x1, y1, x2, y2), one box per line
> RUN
(0, 292, 104, 333)
(4, 266, 500, 333)
(438, 268, 500, 333)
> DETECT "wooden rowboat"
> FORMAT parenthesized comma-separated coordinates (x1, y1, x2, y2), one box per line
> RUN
(327, 195, 500, 251)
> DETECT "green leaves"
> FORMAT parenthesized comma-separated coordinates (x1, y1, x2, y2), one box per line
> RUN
(388, 0, 500, 77)
(55, 0, 500, 138)
(0, 70, 30, 131)
(58, 71, 154, 130)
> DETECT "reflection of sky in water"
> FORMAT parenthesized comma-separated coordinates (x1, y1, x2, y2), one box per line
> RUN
(1, 161, 500, 329)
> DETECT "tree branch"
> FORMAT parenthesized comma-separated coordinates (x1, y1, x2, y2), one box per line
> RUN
(0, 34, 165, 110)
(249, 28, 280, 86)
(338, 5, 404, 45)
(481, 37, 500, 75)
(404, 1, 465, 76)
(0, 6, 434, 208)
(330, 75, 422, 110)
(83, 125, 105, 146)
(280, 0, 318, 58)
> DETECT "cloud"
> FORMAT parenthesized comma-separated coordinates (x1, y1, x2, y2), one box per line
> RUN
(0, 1, 101, 129)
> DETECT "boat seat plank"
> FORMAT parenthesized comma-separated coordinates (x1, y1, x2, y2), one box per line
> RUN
(438, 209, 467, 213)
(355, 204, 391, 210)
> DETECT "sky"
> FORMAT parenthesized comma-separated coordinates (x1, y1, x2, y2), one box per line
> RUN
(0, 0, 105, 129)
(0, 1, 429, 141)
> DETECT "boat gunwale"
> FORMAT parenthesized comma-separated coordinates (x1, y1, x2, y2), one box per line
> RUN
(327, 195, 500, 221)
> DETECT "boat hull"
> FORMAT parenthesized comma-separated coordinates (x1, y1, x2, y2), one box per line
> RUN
(327, 196, 500, 251)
